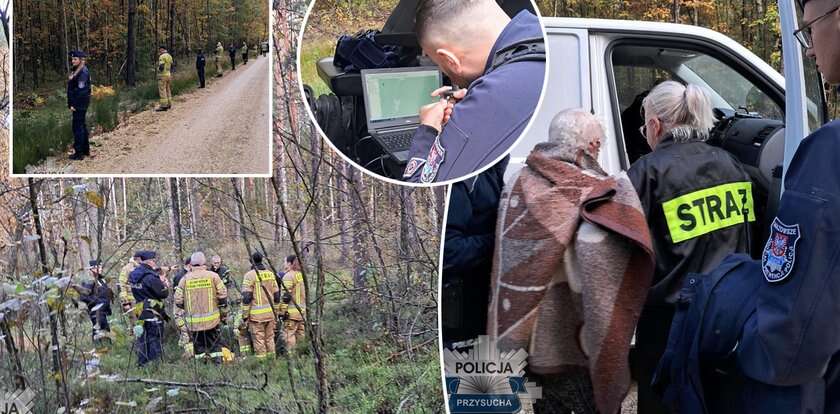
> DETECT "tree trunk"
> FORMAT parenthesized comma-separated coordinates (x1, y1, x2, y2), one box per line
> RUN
(126, 0, 137, 86)
(168, 178, 183, 260)
(28, 179, 50, 275)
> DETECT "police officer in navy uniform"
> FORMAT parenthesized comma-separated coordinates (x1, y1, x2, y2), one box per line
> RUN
(441, 156, 508, 349)
(402, 0, 544, 183)
(653, 1, 840, 412)
(628, 81, 754, 414)
(129, 250, 169, 366)
(77, 260, 113, 345)
(196, 49, 206, 88)
(67, 50, 91, 160)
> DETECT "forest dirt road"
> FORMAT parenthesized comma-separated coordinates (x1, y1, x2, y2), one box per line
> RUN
(36, 55, 271, 175)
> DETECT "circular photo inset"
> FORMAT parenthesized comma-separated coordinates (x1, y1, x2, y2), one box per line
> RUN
(298, 0, 548, 185)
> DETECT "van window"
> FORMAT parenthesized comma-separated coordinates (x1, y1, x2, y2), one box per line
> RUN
(610, 44, 783, 164)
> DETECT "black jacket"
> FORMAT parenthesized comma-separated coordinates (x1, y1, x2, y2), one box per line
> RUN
(129, 263, 169, 320)
(196, 54, 206, 70)
(441, 156, 508, 345)
(67, 66, 91, 110)
(80, 277, 112, 315)
(628, 132, 754, 305)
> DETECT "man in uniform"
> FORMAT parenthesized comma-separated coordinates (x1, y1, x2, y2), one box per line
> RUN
(156, 46, 173, 111)
(175, 252, 228, 363)
(403, 0, 544, 183)
(119, 255, 140, 325)
(241, 41, 249, 65)
(76, 260, 114, 347)
(241, 252, 281, 359)
(209, 255, 232, 288)
(228, 43, 237, 71)
(195, 49, 206, 88)
(67, 50, 91, 160)
(655, 1, 840, 412)
(280, 255, 306, 350)
(215, 42, 225, 77)
(172, 257, 193, 358)
(129, 251, 169, 366)
(441, 156, 507, 350)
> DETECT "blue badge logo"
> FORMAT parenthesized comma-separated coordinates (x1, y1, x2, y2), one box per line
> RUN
(443, 336, 541, 413)
(762, 218, 801, 283)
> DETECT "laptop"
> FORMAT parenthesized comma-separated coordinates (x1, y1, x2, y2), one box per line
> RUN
(361, 67, 442, 164)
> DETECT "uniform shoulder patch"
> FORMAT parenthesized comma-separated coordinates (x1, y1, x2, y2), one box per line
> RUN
(403, 157, 427, 179)
(420, 137, 446, 183)
(762, 217, 801, 283)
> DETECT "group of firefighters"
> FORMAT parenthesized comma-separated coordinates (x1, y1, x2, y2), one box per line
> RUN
(77, 249, 306, 366)
(66, 39, 268, 160)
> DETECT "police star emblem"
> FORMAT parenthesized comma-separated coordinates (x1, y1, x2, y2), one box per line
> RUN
(762, 217, 801, 283)
(443, 336, 541, 413)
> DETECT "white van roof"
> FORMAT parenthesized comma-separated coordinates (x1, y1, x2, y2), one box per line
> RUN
(542, 17, 785, 87)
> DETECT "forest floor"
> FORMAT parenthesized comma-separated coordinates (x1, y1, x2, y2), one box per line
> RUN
(27, 55, 271, 175)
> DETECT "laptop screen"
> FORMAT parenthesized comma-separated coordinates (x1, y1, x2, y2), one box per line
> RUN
(363, 68, 441, 125)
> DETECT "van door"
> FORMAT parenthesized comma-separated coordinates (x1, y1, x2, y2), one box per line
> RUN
(779, 0, 830, 187)
(506, 27, 591, 179)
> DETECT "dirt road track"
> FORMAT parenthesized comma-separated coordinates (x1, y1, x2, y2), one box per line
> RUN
(33, 55, 271, 175)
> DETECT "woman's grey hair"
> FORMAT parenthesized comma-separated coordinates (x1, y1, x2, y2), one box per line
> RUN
(191, 252, 207, 266)
(643, 81, 715, 141)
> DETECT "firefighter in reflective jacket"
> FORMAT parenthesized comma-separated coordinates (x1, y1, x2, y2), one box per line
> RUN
(129, 250, 169, 366)
(119, 255, 139, 324)
(175, 251, 228, 363)
(627, 81, 754, 414)
(280, 255, 306, 350)
(172, 257, 193, 358)
(241, 252, 281, 359)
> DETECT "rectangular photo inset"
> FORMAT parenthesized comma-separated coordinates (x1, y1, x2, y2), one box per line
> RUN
(10, 0, 272, 176)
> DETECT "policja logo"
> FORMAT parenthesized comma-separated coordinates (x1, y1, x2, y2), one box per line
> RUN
(0, 388, 34, 414)
(443, 336, 541, 413)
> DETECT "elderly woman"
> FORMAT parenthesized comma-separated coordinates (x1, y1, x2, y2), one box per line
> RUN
(628, 80, 754, 414)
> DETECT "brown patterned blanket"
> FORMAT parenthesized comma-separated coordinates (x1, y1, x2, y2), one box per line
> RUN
(487, 143, 655, 414)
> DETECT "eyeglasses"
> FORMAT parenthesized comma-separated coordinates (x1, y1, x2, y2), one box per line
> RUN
(638, 124, 647, 137)
(794, 4, 840, 49)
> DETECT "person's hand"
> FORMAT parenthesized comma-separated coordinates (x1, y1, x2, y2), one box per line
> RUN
(69, 106, 76, 112)
(432, 86, 466, 125)
(419, 99, 448, 133)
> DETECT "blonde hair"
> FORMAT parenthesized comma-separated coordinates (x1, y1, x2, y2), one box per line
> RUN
(643, 81, 715, 142)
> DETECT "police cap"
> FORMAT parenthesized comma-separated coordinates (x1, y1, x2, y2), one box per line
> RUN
(135, 250, 156, 261)
(69, 50, 87, 58)
(89, 259, 100, 267)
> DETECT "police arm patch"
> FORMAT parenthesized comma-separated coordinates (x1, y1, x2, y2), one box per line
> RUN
(762, 217, 801, 283)
(403, 157, 427, 179)
(420, 136, 446, 183)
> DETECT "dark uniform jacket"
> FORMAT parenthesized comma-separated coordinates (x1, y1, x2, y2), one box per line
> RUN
(67, 66, 91, 110)
(403, 11, 544, 183)
(173, 268, 187, 289)
(210, 265, 231, 286)
(80, 278, 113, 315)
(441, 157, 508, 345)
(196, 54, 206, 70)
(628, 132, 754, 306)
(129, 263, 169, 321)
(656, 120, 840, 414)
